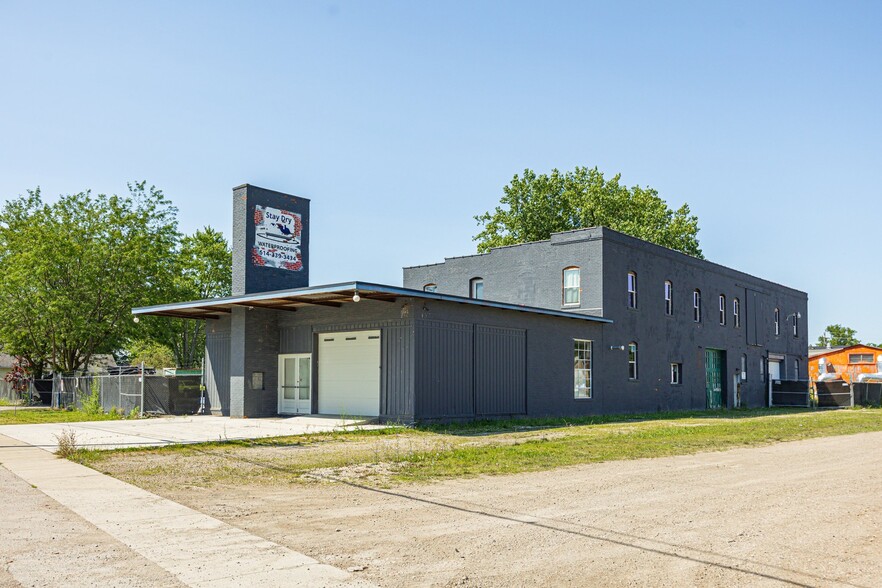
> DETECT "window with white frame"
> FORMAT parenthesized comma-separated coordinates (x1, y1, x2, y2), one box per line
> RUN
(627, 272, 638, 309)
(628, 342, 638, 380)
(470, 277, 484, 299)
(670, 363, 681, 385)
(792, 313, 798, 337)
(760, 358, 765, 382)
(423, 283, 437, 293)
(793, 358, 799, 378)
(563, 267, 580, 306)
(774, 308, 780, 335)
(719, 295, 726, 326)
(664, 281, 673, 316)
(693, 289, 702, 322)
(574, 339, 592, 398)
(733, 298, 740, 328)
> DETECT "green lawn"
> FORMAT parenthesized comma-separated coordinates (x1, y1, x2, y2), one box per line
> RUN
(0, 408, 126, 425)
(397, 408, 882, 481)
(71, 408, 882, 487)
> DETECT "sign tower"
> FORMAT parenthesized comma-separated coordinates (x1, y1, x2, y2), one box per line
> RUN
(231, 184, 310, 295)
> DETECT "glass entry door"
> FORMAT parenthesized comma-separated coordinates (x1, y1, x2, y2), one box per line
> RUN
(278, 354, 312, 414)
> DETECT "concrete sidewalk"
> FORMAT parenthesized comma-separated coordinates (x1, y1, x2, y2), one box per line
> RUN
(0, 414, 382, 451)
(0, 434, 375, 587)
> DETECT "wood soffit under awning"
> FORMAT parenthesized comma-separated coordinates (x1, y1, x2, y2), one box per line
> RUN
(143, 290, 398, 319)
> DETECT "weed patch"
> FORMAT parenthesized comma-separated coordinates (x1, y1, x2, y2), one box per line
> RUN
(54, 428, 79, 458)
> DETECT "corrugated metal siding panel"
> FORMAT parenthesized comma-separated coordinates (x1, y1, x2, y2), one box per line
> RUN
(205, 333, 230, 415)
(475, 325, 526, 416)
(415, 321, 473, 419)
(381, 325, 414, 419)
(279, 326, 312, 354)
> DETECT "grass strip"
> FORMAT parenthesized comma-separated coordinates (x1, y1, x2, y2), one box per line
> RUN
(395, 409, 882, 481)
(69, 408, 882, 487)
(0, 409, 127, 425)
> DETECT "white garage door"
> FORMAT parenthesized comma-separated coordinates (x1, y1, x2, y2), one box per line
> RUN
(318, 330, 381, 417)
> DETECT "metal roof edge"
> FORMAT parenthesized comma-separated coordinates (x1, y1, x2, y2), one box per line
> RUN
(133, 281, 613, 324)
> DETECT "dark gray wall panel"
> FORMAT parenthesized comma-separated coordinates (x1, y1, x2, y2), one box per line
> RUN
(279, 325, 313, 354)
(204, 318, 231, 415)
(382, 324, 415, 420)
(475, 325, 526, 416)
(414, 320, 474, 419)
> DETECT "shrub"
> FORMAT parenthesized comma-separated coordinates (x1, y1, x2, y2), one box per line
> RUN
(81, 379, 102, 415)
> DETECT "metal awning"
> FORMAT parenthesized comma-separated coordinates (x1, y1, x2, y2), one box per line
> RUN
(132, 281, 612, 324)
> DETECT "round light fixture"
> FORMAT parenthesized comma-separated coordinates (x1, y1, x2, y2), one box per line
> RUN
(352, 292, 361, 302)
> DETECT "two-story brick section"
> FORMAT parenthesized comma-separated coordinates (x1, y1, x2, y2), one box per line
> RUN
(403, 226, 808, 414)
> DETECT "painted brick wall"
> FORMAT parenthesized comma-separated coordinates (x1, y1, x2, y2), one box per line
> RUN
(403, 226, 809, 410)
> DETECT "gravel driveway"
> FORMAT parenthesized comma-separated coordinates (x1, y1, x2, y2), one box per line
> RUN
(149, 431, 882, 587)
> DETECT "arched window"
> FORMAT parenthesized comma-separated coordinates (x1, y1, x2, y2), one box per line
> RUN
(693, 289, 702, 322)
(741, 353, 747, 380)
(664, 280, 673, 316)
(423, 283, 437, 293)
(733, 298, 740, 328)
(628, 342, 638, 380)
(774, 308, 780, 335)
(470, 277, 484, 299)
(563, 267, 580, 306)
(719, 294, 726, 326)
(627, 272, 638, 309)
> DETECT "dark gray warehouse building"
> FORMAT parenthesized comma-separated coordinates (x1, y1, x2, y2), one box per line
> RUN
(135, 185, 809, 422)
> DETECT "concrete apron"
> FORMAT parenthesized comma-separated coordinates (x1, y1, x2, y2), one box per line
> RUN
(0, 434, 374, 588)
(0, 414, 382, 450)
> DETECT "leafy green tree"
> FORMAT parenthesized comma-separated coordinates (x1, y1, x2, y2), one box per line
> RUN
(127, 339, 176, 369)
(816, 324, 861, 348)
(139, 227, 232, 368)
(474, 166, 703, 257)
(0, 183, 178, 373)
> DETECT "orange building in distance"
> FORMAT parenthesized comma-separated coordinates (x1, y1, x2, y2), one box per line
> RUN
(809, 344, 882, 383)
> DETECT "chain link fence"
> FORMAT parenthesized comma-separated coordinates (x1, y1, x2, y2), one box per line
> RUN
(0, 379, 44, 404)
(51, 373, 203, 415)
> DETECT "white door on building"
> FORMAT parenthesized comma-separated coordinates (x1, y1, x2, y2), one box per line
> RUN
(278, 354, 312, 414)
(769, 359, 782, 381)
(318, 330, 381, 417)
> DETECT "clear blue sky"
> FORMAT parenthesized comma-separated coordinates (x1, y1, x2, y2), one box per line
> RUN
(2, 1, 881, 343)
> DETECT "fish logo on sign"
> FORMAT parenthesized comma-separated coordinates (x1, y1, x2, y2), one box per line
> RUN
(252, 205, 303, 271)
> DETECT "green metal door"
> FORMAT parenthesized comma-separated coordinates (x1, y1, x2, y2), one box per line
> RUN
(705, 349, 724, 409)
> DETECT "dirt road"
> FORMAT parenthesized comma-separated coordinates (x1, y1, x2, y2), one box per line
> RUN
(150, 432, 882, 587)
